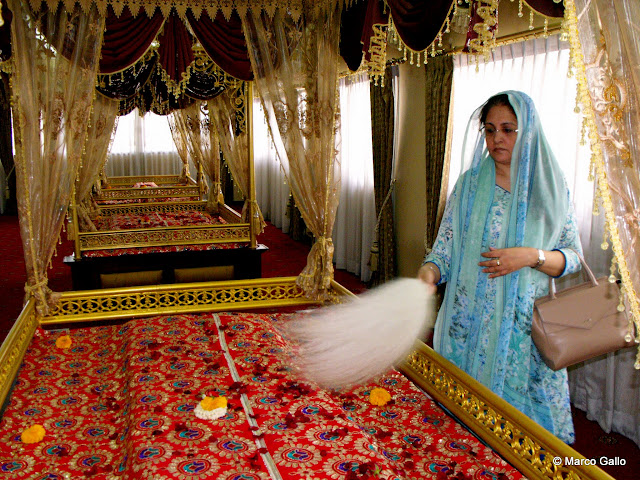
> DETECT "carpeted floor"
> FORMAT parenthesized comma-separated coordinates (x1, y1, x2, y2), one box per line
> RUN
(0, 213, 638, 478)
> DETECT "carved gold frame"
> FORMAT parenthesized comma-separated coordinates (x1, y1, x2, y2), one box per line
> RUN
(105, 175, 190, 186)
(95, 185, 201, 201)
(96, 200, 209, 217)
(77, 200, 248, 254)
(0, 278, 615, 480)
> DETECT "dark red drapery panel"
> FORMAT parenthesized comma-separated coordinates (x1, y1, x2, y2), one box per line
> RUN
(525, 0, 564, 18)
(339, 0, 389, 71)
(340, 0, 371, 72)
(156, 12, 194, 85)
(386, 0, 454, 52)
(187, 10, 252, 81)
(0, 0, 12, 62)
(100, 5, 164, 74)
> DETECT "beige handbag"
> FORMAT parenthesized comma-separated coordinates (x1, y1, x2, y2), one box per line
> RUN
(531, 253, 636, 371)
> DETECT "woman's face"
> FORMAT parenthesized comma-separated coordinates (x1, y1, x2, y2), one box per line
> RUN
(484, 105, 518, 167)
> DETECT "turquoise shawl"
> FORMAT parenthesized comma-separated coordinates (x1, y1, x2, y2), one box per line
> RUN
(433, 91, 571, 396)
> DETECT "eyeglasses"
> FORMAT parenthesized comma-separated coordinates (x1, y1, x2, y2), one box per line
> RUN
(481, 126, 518, 137)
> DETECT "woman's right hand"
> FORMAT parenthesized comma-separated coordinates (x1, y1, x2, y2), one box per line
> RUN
(417, 263, 439, 295)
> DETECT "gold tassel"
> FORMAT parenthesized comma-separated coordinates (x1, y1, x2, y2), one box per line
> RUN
(369, 240, 379, 272)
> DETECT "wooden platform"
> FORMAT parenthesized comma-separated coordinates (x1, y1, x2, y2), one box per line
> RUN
(64, 244, 268, 290)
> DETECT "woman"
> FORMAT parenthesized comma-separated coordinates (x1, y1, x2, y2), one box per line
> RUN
(418, 91, 582, 443)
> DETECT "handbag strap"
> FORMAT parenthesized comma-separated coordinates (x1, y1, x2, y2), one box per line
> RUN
(547, 250, 598, 300)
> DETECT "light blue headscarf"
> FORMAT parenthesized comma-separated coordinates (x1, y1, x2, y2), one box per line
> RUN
(434, 90, 570, 396)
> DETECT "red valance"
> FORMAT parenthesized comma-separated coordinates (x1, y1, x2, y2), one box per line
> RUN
(100, 5, 164, 74)
(525, 0, 564, 18)
(187, 9, 252, 81)
(386, 0, 454, 52)
(0, 0, 12, 62)
(156, 11, 195, 86)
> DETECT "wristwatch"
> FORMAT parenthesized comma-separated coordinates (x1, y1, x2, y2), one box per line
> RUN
(533, 249, 546, 269)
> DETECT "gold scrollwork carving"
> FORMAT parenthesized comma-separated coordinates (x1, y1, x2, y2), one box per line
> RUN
(0, 300, 38, 408)
(106, 175, 183, 186)
(96, 186, 201, 200)
(41, 278, 325, 325)
(78, 224, 251, 251)
(97, 201, 208, 217)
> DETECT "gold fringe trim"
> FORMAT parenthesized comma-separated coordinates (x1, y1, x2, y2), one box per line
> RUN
(365, 22, 388, 87)
(564, 0, 640, 367)
(386, 0, 460, 68)
(26, 0, 359, 22)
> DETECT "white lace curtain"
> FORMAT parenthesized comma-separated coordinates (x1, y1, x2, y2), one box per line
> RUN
(208, 85, 265, 234)
(332, 73, 376, 282)
(567, 0, 640, 448)
(168, 102, 222, 211)
(106, 109, 185, 177)
(76, 94, 119, 204)
(253, 99, 290, 232)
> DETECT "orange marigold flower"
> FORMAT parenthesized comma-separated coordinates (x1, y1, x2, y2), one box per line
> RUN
(21, 424, 45, 444)
(369, 387, 391, 406)
(55, 335, 72, 349)
(200, 396, 227, 411)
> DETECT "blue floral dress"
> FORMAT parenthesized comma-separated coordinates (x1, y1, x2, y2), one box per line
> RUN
(425, 183, 582, 443)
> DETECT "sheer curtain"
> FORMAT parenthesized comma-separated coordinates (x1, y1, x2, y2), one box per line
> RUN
(333, 73, 376, 282)
(105, 109, 185, 177)
(567, 0, 640, 448)
(9, 0, 104, 314)
(253, 75, 376, 281)
(253, 98, 290, 232)
(243, 4, 342, 299)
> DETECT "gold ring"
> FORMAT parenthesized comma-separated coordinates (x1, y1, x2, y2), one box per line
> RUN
(496, 259, 501, 267)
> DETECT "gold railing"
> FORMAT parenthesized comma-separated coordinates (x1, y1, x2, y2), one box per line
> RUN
(0, 299, 38, 409)
(41, 277, 329, 325)
(105, 175, 185, 186)
(78, 223, 251, 253)
(96, 185, 201, 201)
(96, 200, 209, 217)
(399, 344, 614, 480)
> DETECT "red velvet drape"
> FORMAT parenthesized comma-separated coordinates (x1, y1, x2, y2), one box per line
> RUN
(386, 0, 454, 51)
(187, 10, 252, 81)
(156, 12, 194, 85)
(0, 0, 12, 62)
(526, 0, 564, 17)
(99, 5, 164, 74)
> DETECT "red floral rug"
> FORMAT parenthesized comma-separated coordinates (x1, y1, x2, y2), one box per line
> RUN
(0, 312, 522, 480)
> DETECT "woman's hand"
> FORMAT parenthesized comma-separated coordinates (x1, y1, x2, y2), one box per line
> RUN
(479, 247, 537, 278)
(479, 246, 567, 278)
(418, 263, 440, 295)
